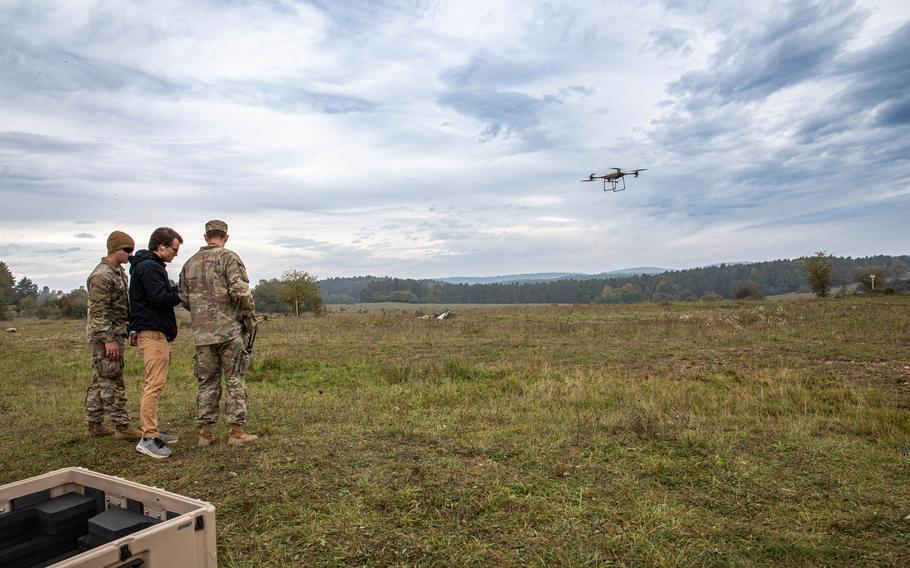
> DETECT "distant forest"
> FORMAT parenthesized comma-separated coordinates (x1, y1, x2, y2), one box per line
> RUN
(252, 254, 909, 309)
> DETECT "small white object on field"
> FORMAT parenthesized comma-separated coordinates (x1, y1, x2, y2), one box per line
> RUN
(418, 310, 454, 320)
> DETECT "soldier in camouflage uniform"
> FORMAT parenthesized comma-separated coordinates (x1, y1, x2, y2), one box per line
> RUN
(85, 231, 142, 440)
(178, 220, 258, 447)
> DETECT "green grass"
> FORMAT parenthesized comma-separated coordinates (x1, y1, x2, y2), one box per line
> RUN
(1, 297, 909, 566)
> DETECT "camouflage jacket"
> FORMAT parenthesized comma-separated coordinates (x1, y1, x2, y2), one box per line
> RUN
(85, 258, 130, 343)
(178, 245, 256, 346)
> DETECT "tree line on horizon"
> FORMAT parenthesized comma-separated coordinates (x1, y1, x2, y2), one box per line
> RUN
(3, 254, 907, 320)
(0, 262, 326, 321)
(0, 261, 89, 321)
(295, 254, 908, 307)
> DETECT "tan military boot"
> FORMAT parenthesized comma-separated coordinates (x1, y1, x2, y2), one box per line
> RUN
(227, 424, 258, 446)
(113, 425, 142, 441)
(85, 422, 114, 438)
(198, 425, 215, 447)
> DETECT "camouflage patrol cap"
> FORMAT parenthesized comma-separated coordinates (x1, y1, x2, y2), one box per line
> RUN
(205, 220, 228, 234)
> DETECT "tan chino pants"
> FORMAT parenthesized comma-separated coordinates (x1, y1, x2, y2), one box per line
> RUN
(137, 330, 171, 438)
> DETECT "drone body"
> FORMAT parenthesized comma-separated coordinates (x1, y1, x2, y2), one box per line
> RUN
(581, 167, 647, 191)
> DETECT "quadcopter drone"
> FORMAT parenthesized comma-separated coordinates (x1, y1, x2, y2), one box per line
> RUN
(581, 167, 647, 192)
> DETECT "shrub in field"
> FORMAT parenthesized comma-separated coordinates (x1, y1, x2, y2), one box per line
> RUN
(732, 281, 763, 300)
(801, 251, 834, 297)
(18, 296, 37, 317)
(34, 297, 61, 319)
(56, 288, 87, 319)
(252, 278, 292, 313)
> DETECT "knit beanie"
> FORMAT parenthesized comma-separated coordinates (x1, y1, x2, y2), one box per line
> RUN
(107, 231, 135, 254)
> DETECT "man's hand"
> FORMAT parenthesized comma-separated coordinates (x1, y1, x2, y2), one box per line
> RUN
(104, 340, 120, 360)
(242, 317, 257, 335)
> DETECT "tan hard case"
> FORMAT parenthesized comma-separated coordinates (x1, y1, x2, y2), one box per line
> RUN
(0, 467, 216, 567)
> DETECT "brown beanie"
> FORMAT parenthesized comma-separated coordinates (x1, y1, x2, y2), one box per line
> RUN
(107, 230, 135, 254)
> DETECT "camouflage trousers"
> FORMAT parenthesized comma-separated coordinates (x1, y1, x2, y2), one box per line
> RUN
(85, 339, 130, 426)
(194, 335, 250, 427)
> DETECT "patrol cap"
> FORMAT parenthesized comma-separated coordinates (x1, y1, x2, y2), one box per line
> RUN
(205, 220, 228, 234)
(107, 230, 135, 254)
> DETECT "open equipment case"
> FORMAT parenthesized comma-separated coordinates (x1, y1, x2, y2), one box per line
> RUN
(0, 467, 217, 567)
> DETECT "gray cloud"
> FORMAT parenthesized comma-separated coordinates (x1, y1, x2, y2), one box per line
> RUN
(0, 244, 83, 256)
(1, 15, 376, 118)
(669, 1, 865, 109)
(791, 24, 910, 144)
(558, 85, 595, 98)
(645, 1, 909, 215)
(437, 50, 569, 149)
(441, 52, 556, 89)
(645, 27, 692, 56)
(0, 131, 97, 154)
(301, 0, 436, 26)
(217, 80, 376, 114)
(0, 39, 181, 101)
(437, 88, 558, 147)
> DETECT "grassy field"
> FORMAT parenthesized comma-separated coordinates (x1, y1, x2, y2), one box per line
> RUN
(1, 297, 908, 566)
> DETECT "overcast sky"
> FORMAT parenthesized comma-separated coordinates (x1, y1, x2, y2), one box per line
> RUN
(1, 0, 908, 291)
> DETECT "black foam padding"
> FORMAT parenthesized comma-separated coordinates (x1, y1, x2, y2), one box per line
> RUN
(88, 507, 160, 542)
(83, 486, 106, 514)
(32, 492, 96, 535)
(0, 526, 85, 568)
(77, 532, 108, 551)
(10, 489, 50, 511)
(126, 498, 144, 514)
(0, 509, 38, 549)
(0, 493, 99, 566)
(33, 547, 85, 567)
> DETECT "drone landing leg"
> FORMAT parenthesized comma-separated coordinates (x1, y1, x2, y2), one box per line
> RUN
(604, 178, 624, 192)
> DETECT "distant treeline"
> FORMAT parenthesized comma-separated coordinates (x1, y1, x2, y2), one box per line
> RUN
(6, 254, 908, 320)
(0, 260, 87, 320)
(306, 255, 909, 305)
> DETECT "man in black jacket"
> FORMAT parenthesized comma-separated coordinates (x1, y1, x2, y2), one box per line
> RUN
(129, 227, 183, 459)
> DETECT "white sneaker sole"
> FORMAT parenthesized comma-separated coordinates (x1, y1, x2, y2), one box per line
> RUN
(135, 442, 171, 459)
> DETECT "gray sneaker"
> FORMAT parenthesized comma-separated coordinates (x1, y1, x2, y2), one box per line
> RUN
(136, 437, 172, 459)
(158, 432, 178, 444)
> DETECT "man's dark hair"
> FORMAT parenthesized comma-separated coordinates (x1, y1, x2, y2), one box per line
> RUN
(149, 227, 184, 251)
(205, 229, 227, 239)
